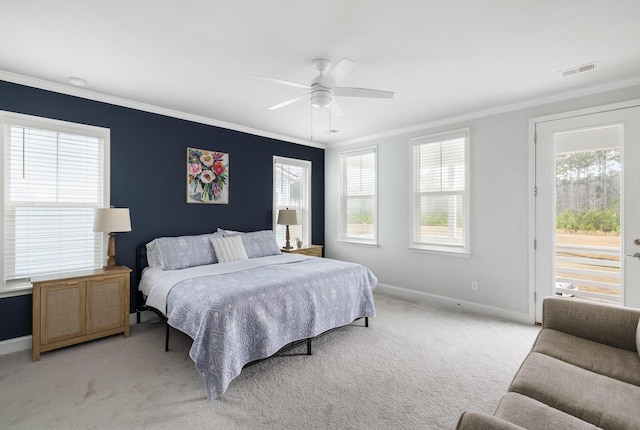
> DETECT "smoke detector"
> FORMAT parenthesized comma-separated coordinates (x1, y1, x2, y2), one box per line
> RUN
(68, 76, 86, 87)
(558, 62, 600, 78)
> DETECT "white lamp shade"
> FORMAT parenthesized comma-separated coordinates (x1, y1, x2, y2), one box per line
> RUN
(93, 208, 132, 233)
(277, 209, 298, 226)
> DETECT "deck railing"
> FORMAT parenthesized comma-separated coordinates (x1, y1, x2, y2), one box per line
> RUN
(555, 244, 621, 303)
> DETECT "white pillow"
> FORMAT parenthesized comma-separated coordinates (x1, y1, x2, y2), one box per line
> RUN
(210, 235, 248, 263)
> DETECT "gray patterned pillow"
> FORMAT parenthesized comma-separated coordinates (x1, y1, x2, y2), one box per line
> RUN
(146, 240, 161, 267)
(223, 230, 281, 258)
(155, 233, 221, 270)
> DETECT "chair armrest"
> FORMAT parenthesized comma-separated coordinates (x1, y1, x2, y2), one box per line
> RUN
(456, 412, 526, 430)
(542, 296, 640, 351)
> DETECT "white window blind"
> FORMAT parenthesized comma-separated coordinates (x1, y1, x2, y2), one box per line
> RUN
(273, 156, 311, 248)
(340, 147, 377, 244)
(1, 113, 108, 290)
(412, 129, 469, 253)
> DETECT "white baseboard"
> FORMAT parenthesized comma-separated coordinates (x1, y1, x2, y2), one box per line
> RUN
(375, 283, 533, 324)
(0, 335, 32, 356)
(0, 311, 159, 356)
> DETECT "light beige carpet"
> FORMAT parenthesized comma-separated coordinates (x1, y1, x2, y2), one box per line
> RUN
(0, 293, 539, 429)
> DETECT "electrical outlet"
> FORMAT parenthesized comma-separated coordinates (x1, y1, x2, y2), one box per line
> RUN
(471, 281, 478, 291)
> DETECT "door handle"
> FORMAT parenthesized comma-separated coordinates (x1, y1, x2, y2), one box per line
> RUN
(630, 253, 640, 260)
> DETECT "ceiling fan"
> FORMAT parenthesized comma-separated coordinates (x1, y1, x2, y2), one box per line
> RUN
(257, 58, 394, 117)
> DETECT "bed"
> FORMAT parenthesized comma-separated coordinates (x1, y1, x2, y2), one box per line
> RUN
(137, 230, 377, 400)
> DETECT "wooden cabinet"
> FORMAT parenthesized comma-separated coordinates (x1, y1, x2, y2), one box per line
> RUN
(32, 266, 131, 361)
(281, 245, 323, 258)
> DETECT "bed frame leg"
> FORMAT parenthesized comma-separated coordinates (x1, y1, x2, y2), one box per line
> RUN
(165, 322, 170, 352)
(365, 317, 369, 327)
(306, 339, 312, 355)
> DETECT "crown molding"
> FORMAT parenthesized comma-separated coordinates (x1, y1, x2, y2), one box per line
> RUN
(330, 75, 640, 148)
(0, 70, 325, 150)
(5, 69, 640, 151)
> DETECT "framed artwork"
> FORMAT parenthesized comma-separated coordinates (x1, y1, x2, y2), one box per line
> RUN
(187, 147, 229, 204)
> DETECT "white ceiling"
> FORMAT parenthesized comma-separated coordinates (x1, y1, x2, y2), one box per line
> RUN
(2, 0, 640, 146)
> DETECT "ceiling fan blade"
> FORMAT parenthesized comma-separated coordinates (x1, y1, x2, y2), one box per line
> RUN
(320, 58, 355, 87)
(333, 87, 394, 99)
(268, 94, 307, 110)
(331, 98, 344, 118)
(256, 75, 311, 90)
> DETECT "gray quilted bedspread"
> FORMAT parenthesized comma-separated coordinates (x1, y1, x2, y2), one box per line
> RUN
(166, 257, 377, 400)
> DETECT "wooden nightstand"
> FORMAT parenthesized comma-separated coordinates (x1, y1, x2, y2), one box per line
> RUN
(32, 266, 131, 361)
(281, 245, 323, 257)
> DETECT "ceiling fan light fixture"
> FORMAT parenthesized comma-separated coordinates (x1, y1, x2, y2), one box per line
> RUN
(311, 89, 332, 108)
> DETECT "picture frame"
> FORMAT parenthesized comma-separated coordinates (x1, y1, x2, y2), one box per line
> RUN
(187, 147, 229, 204)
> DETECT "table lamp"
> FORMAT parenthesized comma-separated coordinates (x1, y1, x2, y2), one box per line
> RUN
(277, 208, 298, 250)
(93, 207, 132, 269)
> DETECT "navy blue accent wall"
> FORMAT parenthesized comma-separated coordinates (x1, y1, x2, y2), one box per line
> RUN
(0, 80, 324, 342)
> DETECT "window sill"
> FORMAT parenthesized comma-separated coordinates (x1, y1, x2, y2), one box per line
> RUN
(409, 245, 470, 258)
(0, 284, 33, 298)
(336, 239, 380, 248)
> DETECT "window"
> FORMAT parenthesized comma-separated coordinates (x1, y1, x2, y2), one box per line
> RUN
(1, 112, 109, 293)
(273, 156, 311, 247)
(339, 146, 377, 244)
(411, 129, 469, 254)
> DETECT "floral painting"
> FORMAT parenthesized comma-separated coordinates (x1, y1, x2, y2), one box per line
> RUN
(187, 148, 229, 204)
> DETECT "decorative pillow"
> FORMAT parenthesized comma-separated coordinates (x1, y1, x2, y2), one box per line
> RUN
(217, 228, 241, 235)
(145, 240, 161, 267)
(210, 235, 248, 263)
(234, 230, 281, 258)
(155, 233, 221, 270)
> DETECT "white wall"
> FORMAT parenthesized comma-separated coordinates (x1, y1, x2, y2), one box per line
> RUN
(325, 84, 640, 323)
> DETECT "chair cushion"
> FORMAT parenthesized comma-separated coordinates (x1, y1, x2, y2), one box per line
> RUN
(636, 319, 640, 359)
(509, 352, 640, 430)
(532, 328, 640, 386)
(456, 411, 526, 430)
(542, 297, 640, 351)
(495, 392, 600, 430)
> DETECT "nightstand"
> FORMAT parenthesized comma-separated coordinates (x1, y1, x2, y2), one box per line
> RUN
(32, 266, 131, 361)
(281, 245, 323, 257)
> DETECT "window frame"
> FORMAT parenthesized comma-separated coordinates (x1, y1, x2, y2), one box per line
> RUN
(272, 156, 312, 248)
(0, 111, 110, 297)
(410, 128, 470, 255)
(339, 146, 378, 246)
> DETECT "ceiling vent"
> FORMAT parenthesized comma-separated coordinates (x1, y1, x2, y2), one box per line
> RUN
(558, 61, 600, 78)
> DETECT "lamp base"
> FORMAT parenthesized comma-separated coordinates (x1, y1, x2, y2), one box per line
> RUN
(284, 224, 292, 250)
(104, 233, 119, 270)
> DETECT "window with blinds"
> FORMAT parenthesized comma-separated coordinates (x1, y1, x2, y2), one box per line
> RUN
(273, 156, 311, 248)
(340, 147, 377, 244)
(1, 112, 109, 291)
(411, 129, 469, 253)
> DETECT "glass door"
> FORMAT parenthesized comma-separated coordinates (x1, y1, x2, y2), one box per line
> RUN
(534, 104, 640, 321)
